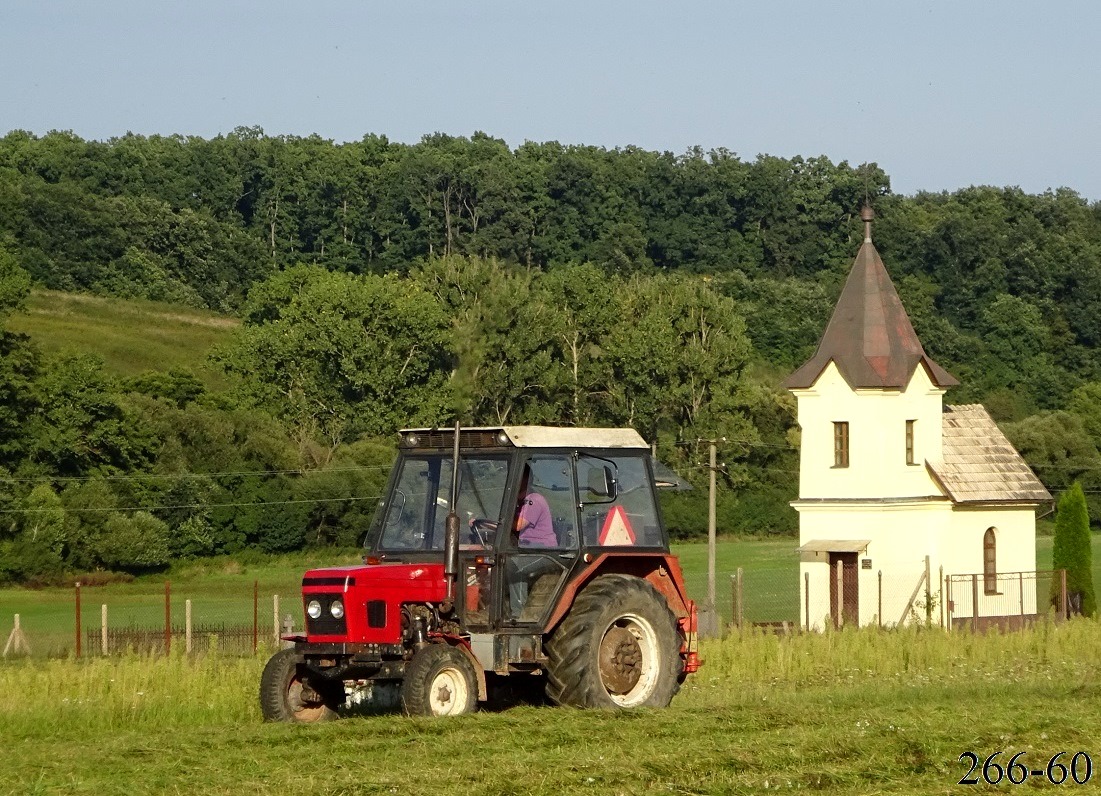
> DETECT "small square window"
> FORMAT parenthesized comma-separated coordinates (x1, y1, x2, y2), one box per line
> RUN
(833, 422, 849, 468)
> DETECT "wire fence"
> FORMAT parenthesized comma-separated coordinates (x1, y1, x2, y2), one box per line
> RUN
(715, 565, 1070, 633)
(947, 570, 1067, 632)
(2, 566, 1072, 658)
(1, 581, 297, 659)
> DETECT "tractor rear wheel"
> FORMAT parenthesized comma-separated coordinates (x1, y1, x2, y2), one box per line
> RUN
(545, 574, 681, 709)
(260, 648, 344, 722)
(400, 644, 478, 717)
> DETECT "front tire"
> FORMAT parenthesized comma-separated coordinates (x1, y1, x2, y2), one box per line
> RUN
(260, 648, 343, 723)
(400, 644, 479, 717)
(545, 574, 681, 709)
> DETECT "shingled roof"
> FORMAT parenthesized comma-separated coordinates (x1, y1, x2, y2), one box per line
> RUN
(783, 207, 958, 390)
(928, 405, 1052, 505)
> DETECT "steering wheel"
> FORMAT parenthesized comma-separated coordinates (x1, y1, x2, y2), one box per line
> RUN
(468, 518, 497, 547)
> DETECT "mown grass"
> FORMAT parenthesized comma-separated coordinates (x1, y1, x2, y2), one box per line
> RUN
(1, 622, 1100, 795)
(5, 289, 236, 384)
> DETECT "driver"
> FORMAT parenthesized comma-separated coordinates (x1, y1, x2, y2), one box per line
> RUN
(514, 466, 555, 547)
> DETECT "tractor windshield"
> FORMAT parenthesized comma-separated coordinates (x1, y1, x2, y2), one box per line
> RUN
(373, 454, 512, 553)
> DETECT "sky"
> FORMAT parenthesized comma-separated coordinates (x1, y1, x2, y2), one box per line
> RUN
(1, 1, 1099, 201)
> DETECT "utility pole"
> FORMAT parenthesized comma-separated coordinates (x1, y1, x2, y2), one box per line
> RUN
(697, 439, 722, 638)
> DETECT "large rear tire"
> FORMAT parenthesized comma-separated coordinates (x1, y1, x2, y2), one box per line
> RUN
(545, 574, 681, 709)
(260, 648, 343, 723)
(400, 644, 479, 717)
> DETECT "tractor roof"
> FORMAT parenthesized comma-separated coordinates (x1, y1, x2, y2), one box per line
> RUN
(399, 426, 648, 449)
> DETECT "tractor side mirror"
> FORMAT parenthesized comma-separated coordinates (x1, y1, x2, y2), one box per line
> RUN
(585, 465, 618, 502)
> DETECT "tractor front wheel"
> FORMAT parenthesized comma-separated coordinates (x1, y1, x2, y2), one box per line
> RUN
(259, 648, 343, 723)
(400, 644, 478, 717)
(545, 574, 681, 709)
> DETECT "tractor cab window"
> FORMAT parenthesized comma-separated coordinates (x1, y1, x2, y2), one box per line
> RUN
(578, 454, 663, 548)
(502, 454, 577, 623)
(514, 455, 578, 549)
(377, 455, 511, 552)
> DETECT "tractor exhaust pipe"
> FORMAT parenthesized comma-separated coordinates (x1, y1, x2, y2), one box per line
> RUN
(443, 421, 461, 602)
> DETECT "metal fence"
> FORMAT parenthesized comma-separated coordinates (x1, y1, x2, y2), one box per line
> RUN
(946, 570, 1067, 632)
(1, 581, 295, 659)
(726, 565, 943, 631)
(724, 565, 1068, 633)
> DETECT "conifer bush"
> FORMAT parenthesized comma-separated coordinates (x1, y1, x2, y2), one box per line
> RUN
(1050, 482, 1097, 617)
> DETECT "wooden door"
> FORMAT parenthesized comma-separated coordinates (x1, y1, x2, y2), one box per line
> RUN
(828, 552, 859, 628)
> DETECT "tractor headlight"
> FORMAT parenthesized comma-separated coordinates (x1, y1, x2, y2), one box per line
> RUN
(307, 599, 322, 619)
(330, 599, 345, 619)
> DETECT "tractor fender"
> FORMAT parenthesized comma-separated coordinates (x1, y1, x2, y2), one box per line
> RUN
(437, 636, 488, 702)
(542, 553, 693, 635)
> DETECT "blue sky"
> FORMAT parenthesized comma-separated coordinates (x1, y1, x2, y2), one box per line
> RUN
(2, 1, 1098, 200)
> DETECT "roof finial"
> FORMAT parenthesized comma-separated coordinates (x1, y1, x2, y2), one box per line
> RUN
(860, 204, 874, 244)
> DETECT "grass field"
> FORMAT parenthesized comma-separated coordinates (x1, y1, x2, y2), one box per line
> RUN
(5, 289, 236, 384)
(1, 540, 1100, 794)
(1, 623, 1099, 795)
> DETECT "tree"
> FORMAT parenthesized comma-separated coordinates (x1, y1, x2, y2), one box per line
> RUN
(1050, 482, 1096, 617)
(28, 353, 153, 476)
(94, 511, 172, 571)
(1002, 411, 1101, 525)
(536, 262, 617, 425)
(412, 255, 559, 424)
(215, 265, 456, 453)
(0, 242, 31, 317)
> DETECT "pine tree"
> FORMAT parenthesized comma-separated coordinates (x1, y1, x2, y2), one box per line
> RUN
(1050, 483, 1097, 617)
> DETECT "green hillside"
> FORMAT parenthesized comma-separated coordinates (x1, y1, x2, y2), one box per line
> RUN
(5, 290, 237, 384)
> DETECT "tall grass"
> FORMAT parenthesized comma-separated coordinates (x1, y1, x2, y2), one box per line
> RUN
(694, 617, 1101, 692)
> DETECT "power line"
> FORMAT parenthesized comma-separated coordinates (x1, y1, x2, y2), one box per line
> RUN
(0, 464, 392, 486)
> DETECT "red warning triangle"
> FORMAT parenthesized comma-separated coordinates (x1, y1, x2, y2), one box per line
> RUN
(598, 505, 636, 546)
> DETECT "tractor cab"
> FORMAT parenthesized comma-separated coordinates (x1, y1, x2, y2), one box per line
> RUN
(262, 426, 698, 721)
(367, 426, 669, 628)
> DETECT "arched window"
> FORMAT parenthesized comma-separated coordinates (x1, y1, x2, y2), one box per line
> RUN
(983, 528, 997, 595)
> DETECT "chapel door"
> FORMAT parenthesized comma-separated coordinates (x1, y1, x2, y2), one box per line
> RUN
(828, 552, 859, 628)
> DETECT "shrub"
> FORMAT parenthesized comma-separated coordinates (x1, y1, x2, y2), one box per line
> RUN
(1050, 482, 1097, 617)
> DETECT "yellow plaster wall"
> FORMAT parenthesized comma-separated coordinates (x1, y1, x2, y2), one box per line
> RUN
(791, 362, 945, 500)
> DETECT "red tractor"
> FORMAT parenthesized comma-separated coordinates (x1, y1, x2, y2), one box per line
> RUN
(261, 425, 699, 719)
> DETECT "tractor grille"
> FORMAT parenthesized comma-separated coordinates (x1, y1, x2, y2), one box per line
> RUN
(304, 594, 347, 636)
(367, 600, 387, 628)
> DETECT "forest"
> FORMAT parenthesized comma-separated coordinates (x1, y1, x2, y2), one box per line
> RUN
(2, 127, 1101, 580)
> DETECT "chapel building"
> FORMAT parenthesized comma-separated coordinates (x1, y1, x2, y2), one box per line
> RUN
(783, 207, 1051, 629)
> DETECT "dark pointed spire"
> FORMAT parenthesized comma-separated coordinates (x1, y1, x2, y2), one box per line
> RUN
(782, 207, 958, 390)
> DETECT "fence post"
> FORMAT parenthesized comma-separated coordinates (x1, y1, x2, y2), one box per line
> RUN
(273, 594, 280, 646)
(970, 573, 978, 633)
(185, 599, 193, 654)
(877, 571, 882, 629)
(835, 560, 844, 629)
(924, 556, 932, 624)
(75, 581, 82, 658)
(101, 604, 108, 656)
(804, 571, 810, 632)
(939, 566, 944, 629)
(253, 580, 259, 654)
(946, 576, 952, 632)
(3, 614, 30, 657)
(164, 581, 171, 655)
(1019, 572, 1024, 619)
(734, 567, 744, 629)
